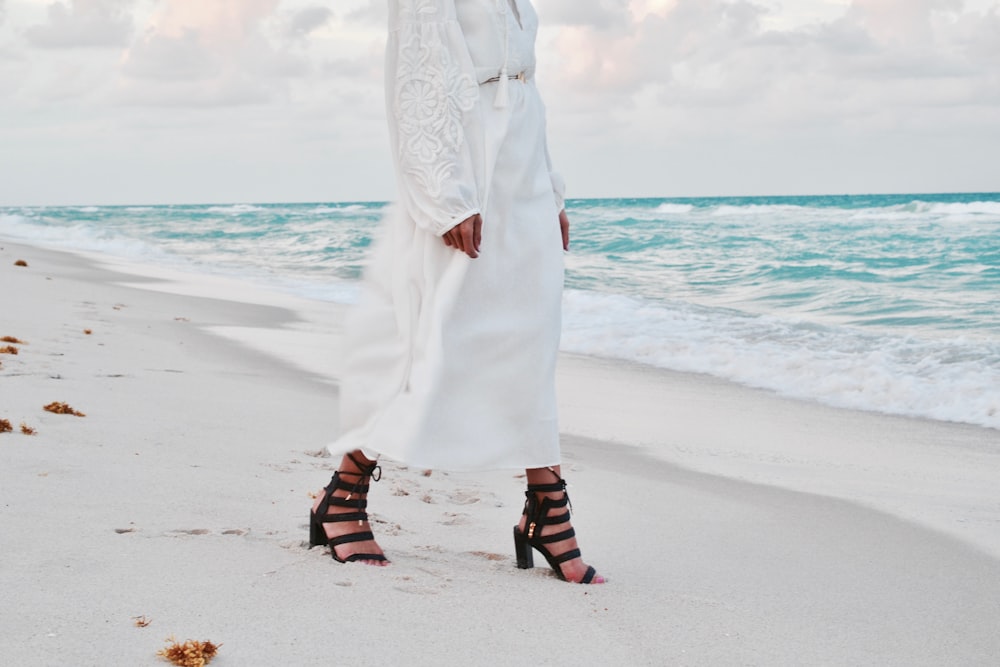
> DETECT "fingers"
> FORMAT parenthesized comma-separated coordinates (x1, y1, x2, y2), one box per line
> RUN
(441, 214, 482, 259)
(443, 228, 464, 253)
(460, 219, 477, 258)
(559, 209, 570, 251)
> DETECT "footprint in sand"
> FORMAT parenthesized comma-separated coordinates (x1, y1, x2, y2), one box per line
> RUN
(439, 512, 472, 526)
(169, 528, 211, 536)
(418, 487, 483, 506)
(391, 479, 421, 497)
(414, 544, 446, 554)
(446, 488, 481, 505)
(393, 585, 442, 595)
(303, 449, 330, 459)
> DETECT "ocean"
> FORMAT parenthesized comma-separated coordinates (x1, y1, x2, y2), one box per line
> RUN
(3, 193, 999, 430)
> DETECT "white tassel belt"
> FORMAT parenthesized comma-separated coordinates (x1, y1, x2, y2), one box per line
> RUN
(482, 71, 528, 84)
(483, 71, 527, 108)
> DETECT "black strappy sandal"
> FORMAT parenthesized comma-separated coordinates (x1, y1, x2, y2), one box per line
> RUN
(513, 469, 600, 584)
(309, 453, 388, 564)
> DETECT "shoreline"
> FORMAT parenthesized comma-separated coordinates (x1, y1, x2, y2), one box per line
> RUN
(5, 237, 1000, 556)
(2, 237, 1000, 665)
(35, 238, 1000, 557)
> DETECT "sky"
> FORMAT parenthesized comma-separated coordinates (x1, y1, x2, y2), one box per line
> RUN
(1, 0, 998, 206)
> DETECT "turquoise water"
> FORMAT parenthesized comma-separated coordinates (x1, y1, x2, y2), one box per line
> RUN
(3, 193, 999, 429)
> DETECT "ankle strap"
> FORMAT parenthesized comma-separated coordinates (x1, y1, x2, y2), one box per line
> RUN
(345, 452, 381, 481)
(526, 480, 566, 493)
(525, 471, 573, 514)
(526, 468, 566, 494)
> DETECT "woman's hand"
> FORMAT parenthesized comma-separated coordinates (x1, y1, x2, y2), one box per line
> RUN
(559, 209, 570, 251)
(443, 213, 483, 258)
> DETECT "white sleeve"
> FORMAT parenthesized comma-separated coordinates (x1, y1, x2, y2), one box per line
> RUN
(537, 86, 566, 212)
(546, 142, 567, 213)
(386, 0, 483, 236)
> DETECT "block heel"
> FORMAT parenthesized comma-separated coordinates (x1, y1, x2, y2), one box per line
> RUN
(512, 468, 601, 584)
(513, 524, 534, 569)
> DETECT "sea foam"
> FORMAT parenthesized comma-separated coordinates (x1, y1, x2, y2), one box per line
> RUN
(561, 289, 1000, 430)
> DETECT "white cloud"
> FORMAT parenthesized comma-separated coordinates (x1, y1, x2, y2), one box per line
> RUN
(529, 0, 1000, 196)
(540, 0, 632, 29)
(341, 0, 386, 26)
(23, 0, 134, 48)
(116, 0, 312, 106)
(538, 0, 1000, 125)
(283, 5, 333, 39)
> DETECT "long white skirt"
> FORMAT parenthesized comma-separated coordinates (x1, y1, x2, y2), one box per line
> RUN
(328, 82, 563, 471)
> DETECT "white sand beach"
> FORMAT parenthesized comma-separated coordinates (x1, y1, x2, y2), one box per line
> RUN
(2, 238, 1000, 666)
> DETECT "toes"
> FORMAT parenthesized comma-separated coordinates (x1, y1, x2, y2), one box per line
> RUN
(360, 556, 390, 566)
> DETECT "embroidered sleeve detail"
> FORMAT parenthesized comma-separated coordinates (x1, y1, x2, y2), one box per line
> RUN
(388, 0, 482, 236)
(395, 24, 478, 199)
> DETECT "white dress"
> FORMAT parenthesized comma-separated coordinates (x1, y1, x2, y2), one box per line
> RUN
(328, 0, 567, 471)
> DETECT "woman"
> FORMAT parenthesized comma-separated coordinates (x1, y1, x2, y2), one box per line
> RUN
(309, 0, 603, 584)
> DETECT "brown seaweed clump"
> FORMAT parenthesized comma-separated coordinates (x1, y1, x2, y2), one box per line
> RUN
(0, 345, 18, 355)
(43, 402, 86, 417)
(0, 336, 26, 344)
(157, 637, 220, 666)
(84, 329, 93, 335)
(20, 423, 37, 435)
(133, 615, 152, 628)
(0, 419, 12, 433)
(14, 259, 28, 267)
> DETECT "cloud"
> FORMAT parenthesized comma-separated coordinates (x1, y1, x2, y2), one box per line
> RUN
(342, 0, 386, 25)
(540, 0, 632, 29)
(539, 0, 1000, 127)
(530, 0, 1000, 197)
(283, 6, 333, 39)
(117, 0, 310, 106)
(842, 0, 962, 47)
(23, 0, 135, 49)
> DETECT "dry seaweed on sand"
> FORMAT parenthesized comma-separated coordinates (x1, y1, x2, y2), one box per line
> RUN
(133, 615, 151, 628)
(20, 423, 36, 435)
(43, 402, 86, 417)
(0, 336, 26, 344)
(157, 637, 220, 666)
(14, 259, 28, 267)
(0, 419, 12, 433)
(0, 345, 18, 355)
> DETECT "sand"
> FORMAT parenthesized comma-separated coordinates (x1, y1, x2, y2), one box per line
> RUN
(2, 238, 999, 666)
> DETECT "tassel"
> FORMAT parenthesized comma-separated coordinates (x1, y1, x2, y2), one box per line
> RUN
(494, 67, 509, 108)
